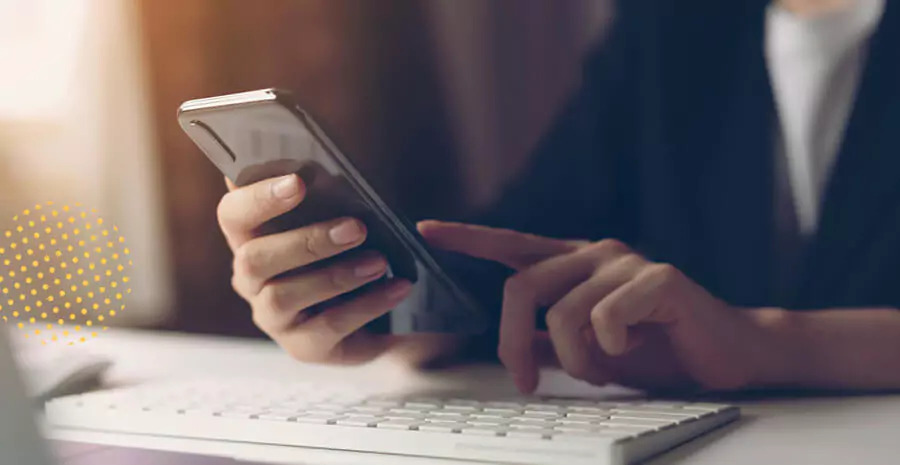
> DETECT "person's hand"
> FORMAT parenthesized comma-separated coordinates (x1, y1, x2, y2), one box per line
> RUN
(419, 221, 778, 394)
(217, 174, 424, 365)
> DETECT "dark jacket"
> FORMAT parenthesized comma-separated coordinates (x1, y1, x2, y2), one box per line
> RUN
(473, 0, 900, 314)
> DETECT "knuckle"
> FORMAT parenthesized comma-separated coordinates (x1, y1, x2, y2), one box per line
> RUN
(612, 253, 648, 275)
(318, 310, 347, 337)
(593, 238, 629, 255)
(645, 263, 681, 283)
(232, 244, 260, 279)
(590, 305, 612, 327)
(302, 227, 329, 259)
(544, 307, 571, 332)
(326, 265, 354, 291)
(231, 274, 248, 299)
(618, 252, 645, 267)
(216, 195, 234, 227)
(503, 275, 533, 300)
(258, 284, 290, 314)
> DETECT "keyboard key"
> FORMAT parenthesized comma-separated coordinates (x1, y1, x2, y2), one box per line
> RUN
(471, 412, 516, 419)
(554, 424, 600, 433)
(466, 418, 512, 426)
(419, 423, 466, 433)
(403, 397, 443, 404)
(220, 411, 259, 419)
(460, 427, 505, 437)
(522, 409, 561, 417)
(509, 422, 549, 430)
(336, 417, 380, 427)
(182, 408, 226, 416)
(682, 403, 728, 411)
(426, 417, 463, 423)
(256, 412, 296, 422)
(270, 402, 308, 411)
(264, 407, 307, 416)
(376, 420, 421, 431)
(405, 402, 440, 409)
(552, 431, 634, 442)
(612, 411, 699, 423)
(525, 403, 565, 411)
(444, 399, 481, 407)
(611, 405, 691, 414)
(567, 407, 614, 414)
(294, 414, 342, 425)
(383, 414, 427, 421)
(521, 412, 562, 421)
(606, 417, 674, 427)
(310, 403, 346, 412)
(351, 406, 388, 414)
(442, 405, 479, 413)
(389, 407, 432, 415)
(363, 400, 401, 408)
(557, 418, 600, 426)
(566, 413, 611, 421)
(507, 430, 553, 440)
(514, 417, 556, 425)
(306, 409, 349, 416)
(483, 408, 521, 415)
(484, 402, 524, 408)
(428, 412, 469, 422)
(598, 422, 660, 433)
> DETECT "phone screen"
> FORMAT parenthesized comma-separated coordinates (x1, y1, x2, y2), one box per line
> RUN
(179, 89, 489, 334)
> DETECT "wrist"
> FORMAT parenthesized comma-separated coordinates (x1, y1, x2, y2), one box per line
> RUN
(744, 307, 808, 388)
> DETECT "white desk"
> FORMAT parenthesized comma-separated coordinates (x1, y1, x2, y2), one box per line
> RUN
(47, 329, 900, 464)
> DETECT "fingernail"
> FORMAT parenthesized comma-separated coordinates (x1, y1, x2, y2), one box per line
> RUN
(386, 280, 413, 300)
(330, 220, 364, 245)
(354, 256, 386, 278)
(272, 176, 299, 199)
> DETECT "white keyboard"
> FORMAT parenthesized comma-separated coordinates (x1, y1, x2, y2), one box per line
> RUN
(45, 379, 739, 465)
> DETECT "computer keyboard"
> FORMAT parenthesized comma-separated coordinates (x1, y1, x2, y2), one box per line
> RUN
(45, 379, 739, 465)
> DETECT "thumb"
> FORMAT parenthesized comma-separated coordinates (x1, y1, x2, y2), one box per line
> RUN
(418, 221, 580, 270)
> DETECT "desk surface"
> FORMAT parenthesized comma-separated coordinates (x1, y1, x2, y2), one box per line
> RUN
(50, 329, 900, 465)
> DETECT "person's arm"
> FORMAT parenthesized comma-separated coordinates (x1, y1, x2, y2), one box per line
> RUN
(752, 307, 900, 390)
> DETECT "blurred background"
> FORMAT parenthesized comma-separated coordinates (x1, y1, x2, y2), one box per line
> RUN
(0, 0, 612, 338)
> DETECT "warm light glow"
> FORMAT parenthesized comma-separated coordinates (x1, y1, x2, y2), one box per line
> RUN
(0, 0, 89, 119)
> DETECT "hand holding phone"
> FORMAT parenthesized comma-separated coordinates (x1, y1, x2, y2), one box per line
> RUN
(217, 174, 421, 364)
(180, 89, 487, 364)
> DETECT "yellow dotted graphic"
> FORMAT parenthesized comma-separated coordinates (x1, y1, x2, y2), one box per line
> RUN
(0, 202, 132, 345)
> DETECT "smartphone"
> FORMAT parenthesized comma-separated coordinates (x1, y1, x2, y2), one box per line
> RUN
(178, 88, 488, 334)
